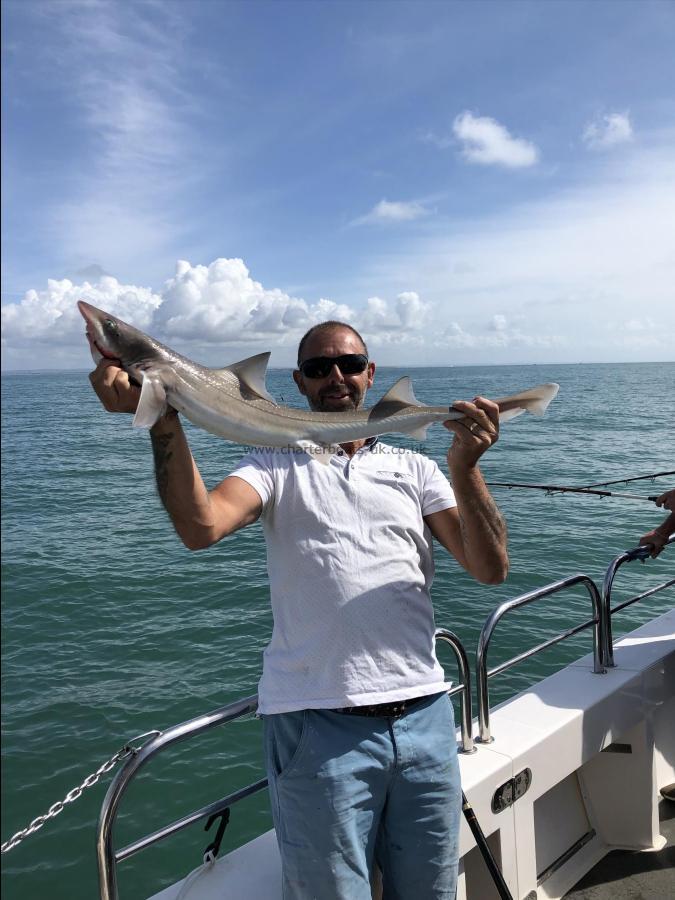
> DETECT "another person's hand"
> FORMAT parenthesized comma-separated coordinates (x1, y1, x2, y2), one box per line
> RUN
(444, 397, 500, 469)
(88, 359, 141, 414)
(639, 488, 675, 558)
(655, 489, 675, 512)
(639, 528, 669, 559)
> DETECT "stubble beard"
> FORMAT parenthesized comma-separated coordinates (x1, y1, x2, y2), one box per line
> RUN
(311, 385, 365, 413)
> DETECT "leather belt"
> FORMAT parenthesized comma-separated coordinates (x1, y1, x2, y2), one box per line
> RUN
(334, 694, 433, 718)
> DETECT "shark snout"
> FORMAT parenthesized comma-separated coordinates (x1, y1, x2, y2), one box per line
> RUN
(77, 300, 103, 327)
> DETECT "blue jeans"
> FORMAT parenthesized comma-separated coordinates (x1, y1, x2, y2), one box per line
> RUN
(263, 692, 461, 899)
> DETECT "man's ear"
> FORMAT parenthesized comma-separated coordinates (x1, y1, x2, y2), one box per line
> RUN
(367, 362, 376, 389)
(292, 369, 307, 396)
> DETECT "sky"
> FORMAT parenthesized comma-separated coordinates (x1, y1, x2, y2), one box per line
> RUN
(2, 0, 674, 370)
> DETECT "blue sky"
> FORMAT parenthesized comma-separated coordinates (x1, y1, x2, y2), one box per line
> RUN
(2, 0, 674, 369)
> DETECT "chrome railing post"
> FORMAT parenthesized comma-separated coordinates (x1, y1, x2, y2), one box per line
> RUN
(585, 577, 605, 674)
(602, 552, 627, 668)
(98, 741, 156, 900)
(476, 603, 506, 744)
(435, 629, 475, 753)
(602, 538, 674, 668)
(475, 574, 606, 744)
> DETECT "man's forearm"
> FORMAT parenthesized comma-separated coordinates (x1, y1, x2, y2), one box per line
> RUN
(150, 413, 218, 549)
(449, 463, 509, 584)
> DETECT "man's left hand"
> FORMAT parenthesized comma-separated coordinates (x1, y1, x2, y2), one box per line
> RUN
(444, 397, 500, 469)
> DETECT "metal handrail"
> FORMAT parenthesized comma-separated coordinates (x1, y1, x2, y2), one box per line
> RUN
(97, 693, 260, 900)
(98, 629, 476, 897)
(476, 574, 605, 744)
(95, 545, 673, 897)
(602, 536, 674, 667)
(435, 628, 475, 753)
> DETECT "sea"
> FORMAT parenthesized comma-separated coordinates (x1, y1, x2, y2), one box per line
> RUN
(2, 362, 674, 900)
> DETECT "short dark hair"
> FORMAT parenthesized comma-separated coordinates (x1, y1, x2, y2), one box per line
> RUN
(296, 321, 369, 367)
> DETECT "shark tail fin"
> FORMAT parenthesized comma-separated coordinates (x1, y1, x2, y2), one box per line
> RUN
(495, 383, 560, 422)
(132, 374, 169, 428)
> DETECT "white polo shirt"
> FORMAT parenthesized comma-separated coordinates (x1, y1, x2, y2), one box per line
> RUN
(231, 441, 457, 714)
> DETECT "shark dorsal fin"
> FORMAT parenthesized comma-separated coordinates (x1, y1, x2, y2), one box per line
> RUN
(214, 352, 277, 405)
(370, 376, 422, 414)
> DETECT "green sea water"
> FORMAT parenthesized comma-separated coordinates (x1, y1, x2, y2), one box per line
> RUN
(1, 362, 674, 899)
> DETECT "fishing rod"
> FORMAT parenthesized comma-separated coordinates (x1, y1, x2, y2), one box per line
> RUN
(486, 482, 660, 503)
(581, 471, 673, 489)
(461, 791, 513, 899)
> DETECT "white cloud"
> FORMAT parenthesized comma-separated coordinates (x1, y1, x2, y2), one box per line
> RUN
(3, 133, 674, 369)
(353, 136, 675, 362)
(1, 259, 431, 366)
(360, 292, 429, 332)
(582, 112, 633, 150)
(623, 317, 656, 332)
(396, 291, 429, 329)
(452, 111, 539, 168)
(361, 296, 394, 330)
(157, 258, 353, 342)
(1, 276, 161, 348)
(441, 320, 563, 350)
(352, 199, 431, 225)
(420, 130, 454, 150)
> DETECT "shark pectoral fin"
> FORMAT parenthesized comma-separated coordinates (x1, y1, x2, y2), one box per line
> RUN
(297, 441, 335, 465)
(132, 375, 168, 428)
(495, 383, 560, 420)
(219, 352, 277, 405)
(405, 425, 430, 440)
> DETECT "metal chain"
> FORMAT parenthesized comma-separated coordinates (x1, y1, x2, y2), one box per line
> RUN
(1, 730, 161, 854)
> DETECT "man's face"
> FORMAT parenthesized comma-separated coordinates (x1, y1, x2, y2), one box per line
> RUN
(293, 327, 376, 412)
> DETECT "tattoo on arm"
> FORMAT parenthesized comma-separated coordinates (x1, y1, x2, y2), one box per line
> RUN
(151, 431, 174, 505)
(459, 493, 507, 547)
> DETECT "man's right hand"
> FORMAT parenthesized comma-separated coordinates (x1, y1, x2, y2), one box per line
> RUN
(88, 359, 140, 414)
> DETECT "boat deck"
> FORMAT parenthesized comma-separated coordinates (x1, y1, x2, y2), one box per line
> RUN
(565, 798, 674, 900)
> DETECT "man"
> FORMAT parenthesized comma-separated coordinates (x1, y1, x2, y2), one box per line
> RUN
(89, 320, 508, 899)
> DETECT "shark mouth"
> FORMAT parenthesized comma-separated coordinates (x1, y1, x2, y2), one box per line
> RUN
(78, 301, 121, 363)
(85, 329, 121, 363)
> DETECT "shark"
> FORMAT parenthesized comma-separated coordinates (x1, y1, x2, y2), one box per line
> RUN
(78, 301, 559, 461)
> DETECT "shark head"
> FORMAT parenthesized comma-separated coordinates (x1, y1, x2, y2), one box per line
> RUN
(78, 301, 161, 369)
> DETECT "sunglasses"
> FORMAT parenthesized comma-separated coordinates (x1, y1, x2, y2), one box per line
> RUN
(299, 354, 369, 379)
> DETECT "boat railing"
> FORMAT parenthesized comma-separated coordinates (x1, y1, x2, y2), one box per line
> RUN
(97, 631, 475, 898)
(97, 544, 673, 897)
(435, 628, 476, 754)
(602, 535, 675, 667)
(475, 541, 674, 744)
(97, 694, 263, 900)
(475, 574, 605, 744)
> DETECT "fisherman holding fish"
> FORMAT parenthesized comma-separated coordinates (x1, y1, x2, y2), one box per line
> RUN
(88, 316, 510, 899)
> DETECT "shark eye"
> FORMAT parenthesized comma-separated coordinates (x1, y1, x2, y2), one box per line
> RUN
(104, 318, 119, 333)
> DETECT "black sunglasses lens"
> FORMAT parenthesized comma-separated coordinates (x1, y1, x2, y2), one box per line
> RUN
(339, 355, 368, 374)
(301, 355, 367, 378)
(301, 359, 330, 378)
